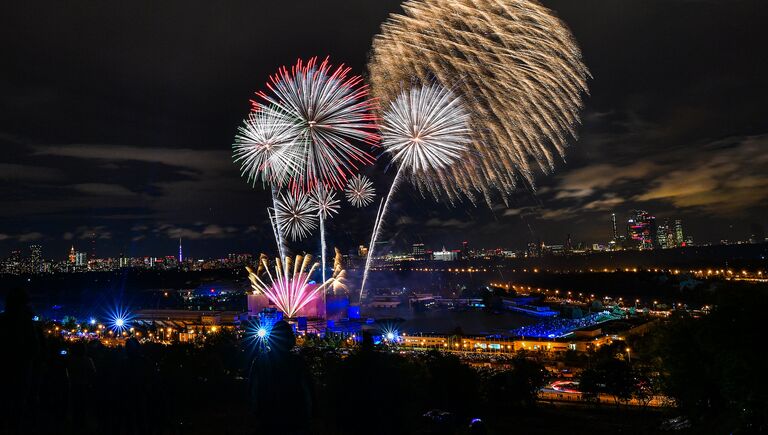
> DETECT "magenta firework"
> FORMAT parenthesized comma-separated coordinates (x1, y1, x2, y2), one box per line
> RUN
(247, 254, 337, 318)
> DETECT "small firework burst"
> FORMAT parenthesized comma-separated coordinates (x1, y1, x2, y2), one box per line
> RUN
(344, 174, 376, 207)
(273, 191, 318, 241)
(309, 186, 341, 219)
(232, 105, 302, 186)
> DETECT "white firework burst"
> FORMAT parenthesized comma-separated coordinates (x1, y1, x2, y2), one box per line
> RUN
(273, 191, 318, 241)
(309, 186, 340, 219)
(344, 174, 376, 207)
(232, 105, 302, 186)
(381, 83, 471, 175)
(254, 57, 379, 191)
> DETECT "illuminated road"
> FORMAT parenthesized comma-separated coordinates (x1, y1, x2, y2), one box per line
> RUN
(539, 385, 668, 408)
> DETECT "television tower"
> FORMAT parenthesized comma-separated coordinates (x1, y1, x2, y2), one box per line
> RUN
(178, 238, 183, 262)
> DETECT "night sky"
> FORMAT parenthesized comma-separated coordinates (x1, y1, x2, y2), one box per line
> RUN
(1, 0, 767, 259)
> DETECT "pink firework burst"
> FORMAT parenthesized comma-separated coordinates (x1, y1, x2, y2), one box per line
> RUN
(247, 254, 337, 318)
(251, 57, 380, 192)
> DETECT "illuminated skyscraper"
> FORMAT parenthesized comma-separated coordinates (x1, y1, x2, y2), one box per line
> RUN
(412, 243, 425, 256)
(656, 220, 676, 249)
(627, 210, 656, 250)
(611, 212, 618, 241)
(75, 251, 87, 267)
(675, 219, 684, 247)
(28, 244, 42, 273)
(69, 245, 76, 264)
(178, 238, 183, 262)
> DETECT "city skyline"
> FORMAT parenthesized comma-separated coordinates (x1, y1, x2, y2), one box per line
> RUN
(2, 0, 767, 257)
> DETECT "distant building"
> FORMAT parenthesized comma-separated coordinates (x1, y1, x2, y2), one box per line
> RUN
(611, 212, 618, 241)
(75, 251, 87, 267)
(412, 243, 425, 256)
(433, 247, 458, 261)
(28, 244, 42, 273)
(656, 220, 677, 249)
(675, 219, 684, 247)
(627, 210, 656, 250)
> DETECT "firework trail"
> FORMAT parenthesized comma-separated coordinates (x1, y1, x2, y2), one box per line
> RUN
(345, 174, 376, 207)
(247, 254, 343, 318)
(359, 83, 471, 300)
(273, 191, 319, 241)
(368, 0, 589, 204)
(309, 186, 340, 283)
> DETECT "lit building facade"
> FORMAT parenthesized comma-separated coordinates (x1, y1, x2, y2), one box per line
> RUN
(627, 210, 656, 250)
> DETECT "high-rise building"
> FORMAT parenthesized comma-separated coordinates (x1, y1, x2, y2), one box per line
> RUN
(611, 212, 618, 241)
(28, 244, 42, 273)
(656, 220, 676, 249)
(412, 243, 425, 256)
(69, 245, 76, 264)
(627, 210, 656, 250)
(656, 223, 668, 248)
(178, 238, 183, 262)
(674, 219, 684, 247)
(358, 245, 368, 257)
(75, 251, 87, 267)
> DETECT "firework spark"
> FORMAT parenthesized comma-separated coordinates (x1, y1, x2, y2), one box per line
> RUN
(327, 248, 348, 295)
(232, 105, 302, 186)
(253, 57, 380, 191)
(273, 191, 318, 241)
(369, 0, 589, 204)
(344, 174, 376, 207)
(309, 185, 341, 219)
(381, 83, 471, 175)
(246, 254, 340, 318)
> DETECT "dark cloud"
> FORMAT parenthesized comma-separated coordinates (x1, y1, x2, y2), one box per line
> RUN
(1, 0, 766, 257)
